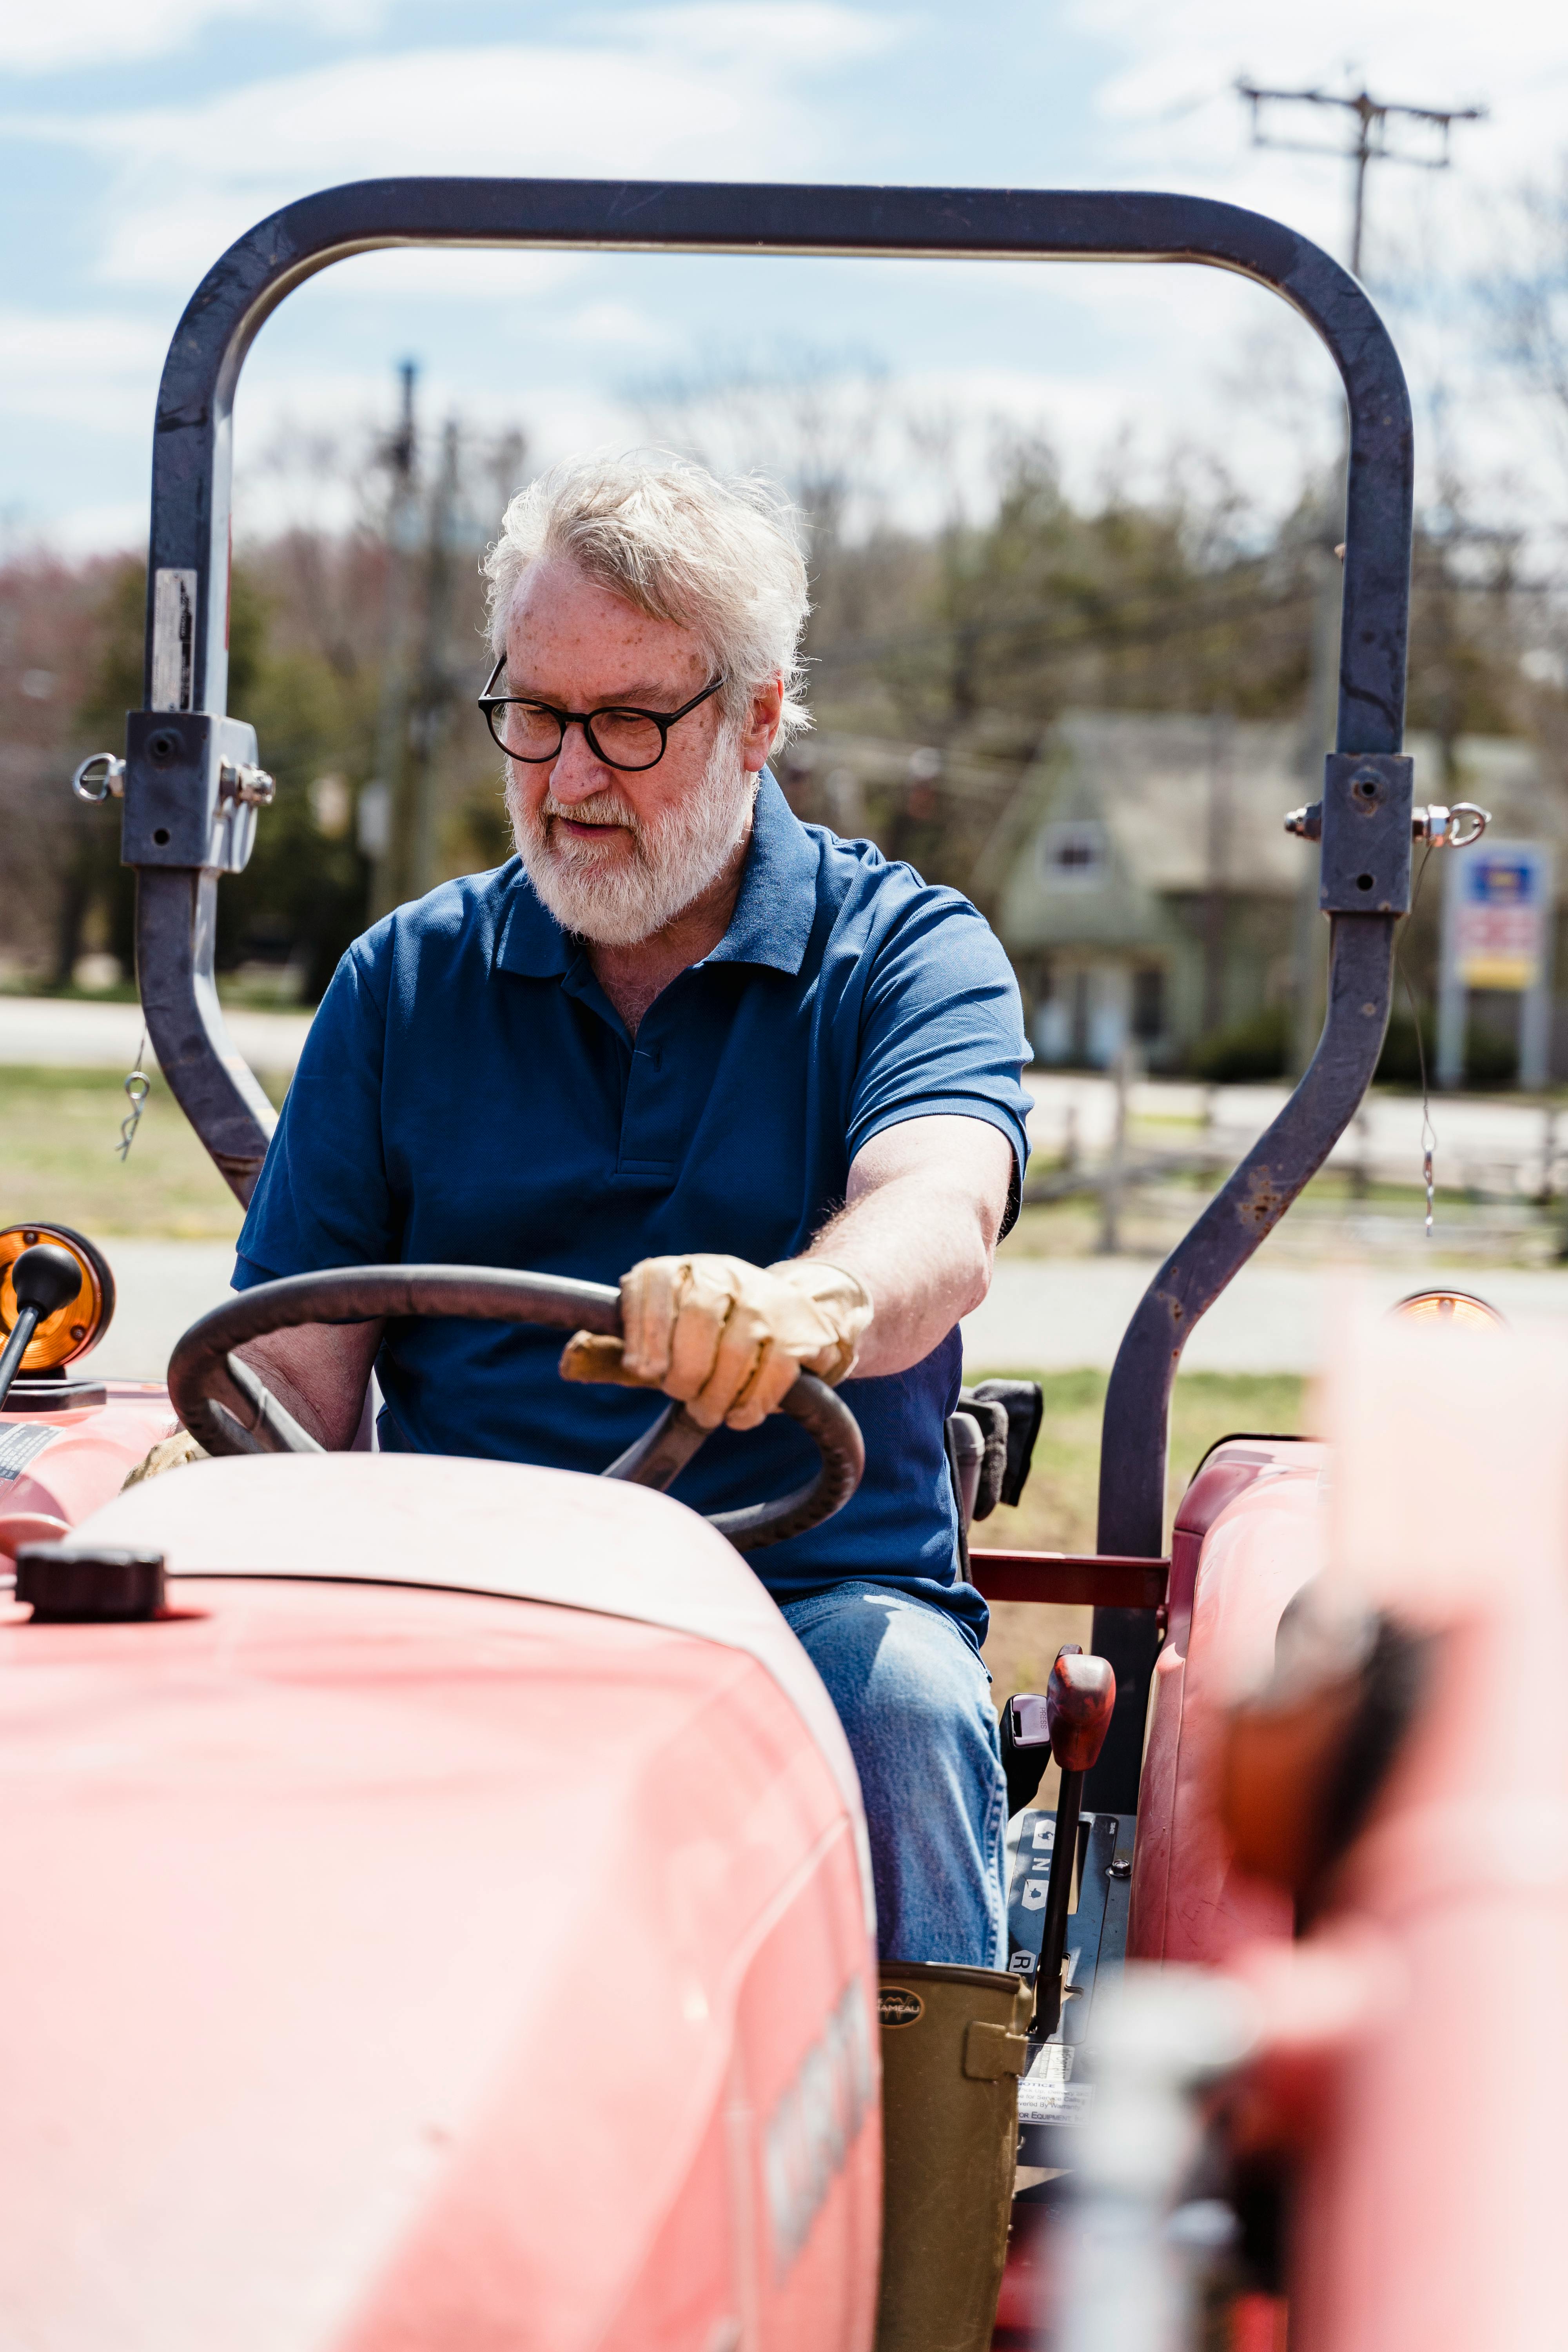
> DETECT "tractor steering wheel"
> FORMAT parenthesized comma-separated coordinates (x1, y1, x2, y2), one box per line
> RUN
(166, 1265, 865, 1553)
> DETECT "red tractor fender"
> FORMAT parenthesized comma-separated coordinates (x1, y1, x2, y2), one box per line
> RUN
(1129, 1437, 1328, 1968)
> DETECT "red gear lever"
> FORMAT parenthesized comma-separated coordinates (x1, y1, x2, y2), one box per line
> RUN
(1033, 1644, 1116, 2038)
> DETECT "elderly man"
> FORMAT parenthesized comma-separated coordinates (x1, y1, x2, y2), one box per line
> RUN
(228, 456, 1031, 1982)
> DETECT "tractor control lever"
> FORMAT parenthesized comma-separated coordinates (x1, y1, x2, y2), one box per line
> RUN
(1000, 1689, 1053, 1817)
(0, 1245, 83, 1413)
(1033, 1643, 1117, 2040)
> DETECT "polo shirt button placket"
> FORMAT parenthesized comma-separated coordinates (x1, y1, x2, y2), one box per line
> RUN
(616, 1022, 679, 1186)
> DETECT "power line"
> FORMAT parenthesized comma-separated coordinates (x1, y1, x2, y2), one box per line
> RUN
(1236, 78, 1486, 276)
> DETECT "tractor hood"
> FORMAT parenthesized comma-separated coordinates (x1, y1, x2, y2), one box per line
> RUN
(0, 1457, 879, 2352)
(65, 1449, 869, 1875)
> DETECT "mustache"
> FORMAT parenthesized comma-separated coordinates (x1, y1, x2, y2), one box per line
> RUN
(509, 708, 751, 947)
(540, 791, 640, 834)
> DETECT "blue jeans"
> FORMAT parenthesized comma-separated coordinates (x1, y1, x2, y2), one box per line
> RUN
(784, 1581, 1008, 1969)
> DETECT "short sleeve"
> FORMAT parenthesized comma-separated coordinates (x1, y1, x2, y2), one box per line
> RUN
(845, 892, 1033, 1227)
(232, 940, 397, 1289)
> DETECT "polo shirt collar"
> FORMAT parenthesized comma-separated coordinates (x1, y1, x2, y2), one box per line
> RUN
(493, 770, 817, 981)
(494, 870, 571, 979)
(702, 771, 817, 976)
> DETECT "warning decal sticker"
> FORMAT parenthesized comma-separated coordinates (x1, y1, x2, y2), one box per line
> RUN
(0, 1424, 59, 1483)
(1017, 2040, 1095, 2127)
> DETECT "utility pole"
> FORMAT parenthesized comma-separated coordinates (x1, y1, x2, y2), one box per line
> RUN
(398, 417, 464, 906)
(1202, 709, 1234, 1042)
(1236, 80, 1486, 283)
(367, 361, 419, 921)
(1236, 79, 1486, 1073)
(1289, 532, 1345, 1078)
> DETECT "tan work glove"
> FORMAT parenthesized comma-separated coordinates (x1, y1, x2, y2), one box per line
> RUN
(610, 1253, 873, 1432)
(121, 1427, 208, 1489)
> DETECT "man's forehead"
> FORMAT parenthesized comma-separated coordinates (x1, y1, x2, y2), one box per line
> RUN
(505, 565, 707, 694)
(508, 559, 696, 643)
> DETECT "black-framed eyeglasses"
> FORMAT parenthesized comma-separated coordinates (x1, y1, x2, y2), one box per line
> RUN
(478, 657, 728, 772)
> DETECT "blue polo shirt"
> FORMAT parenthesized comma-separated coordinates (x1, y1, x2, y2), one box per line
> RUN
(234, 774, 1031, 1647)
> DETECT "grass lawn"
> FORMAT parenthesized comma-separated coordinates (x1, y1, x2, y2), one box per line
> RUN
(0, 1066, 285, 1240)
(971, 1367, 1307, 1705)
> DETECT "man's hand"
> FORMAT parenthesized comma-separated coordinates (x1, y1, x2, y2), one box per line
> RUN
(619, 1253, 872, 1431)
(613, 1118, 1013, 1431)
(121, 1427, 208, 1488)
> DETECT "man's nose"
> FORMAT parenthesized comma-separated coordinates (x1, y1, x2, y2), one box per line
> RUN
(546, 722, 614, 802)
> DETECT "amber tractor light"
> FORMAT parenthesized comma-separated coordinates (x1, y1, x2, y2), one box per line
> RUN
(1391, 1289, 1505, 1332)
(0, 1223, 115, 1373)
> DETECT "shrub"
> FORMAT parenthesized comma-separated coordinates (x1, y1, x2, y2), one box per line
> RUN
(1190, 1004, 1289, 1083)
(1375, 1010, 1436, 1087)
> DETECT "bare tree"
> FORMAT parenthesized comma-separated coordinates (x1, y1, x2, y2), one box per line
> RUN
(1484, 165, 1568, 473)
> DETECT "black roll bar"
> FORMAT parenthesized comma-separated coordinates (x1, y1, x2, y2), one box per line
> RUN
(128, 179, 1414, 1803)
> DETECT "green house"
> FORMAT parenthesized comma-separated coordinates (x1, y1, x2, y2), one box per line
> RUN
(980, 712, 1550, 1072)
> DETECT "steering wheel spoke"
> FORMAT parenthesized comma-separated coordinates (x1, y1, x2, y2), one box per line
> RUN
(165, 1265, 863, 1552)
(225, 1351, 324, 1455)
(201, 1396, 272, 1457)
(601, 1399, 712, 1491)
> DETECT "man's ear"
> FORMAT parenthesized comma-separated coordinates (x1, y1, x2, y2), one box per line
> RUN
(741, 673, 786, 773)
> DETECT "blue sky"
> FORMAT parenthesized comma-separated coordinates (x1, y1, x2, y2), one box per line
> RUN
(4, 0, 1565, 554)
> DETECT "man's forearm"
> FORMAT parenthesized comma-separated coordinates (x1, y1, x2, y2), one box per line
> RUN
(803, 1118, 1014, 1381)
(806, 1178, 992, 1378)
(233, 1320, 383, 1452)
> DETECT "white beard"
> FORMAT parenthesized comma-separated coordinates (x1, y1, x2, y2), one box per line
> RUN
(506, 714, 756, 946)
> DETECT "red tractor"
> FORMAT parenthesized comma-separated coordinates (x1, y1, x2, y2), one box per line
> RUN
(2, 178, 1532, 2352)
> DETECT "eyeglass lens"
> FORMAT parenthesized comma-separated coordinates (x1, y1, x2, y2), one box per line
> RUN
(490, 701, 666, 770)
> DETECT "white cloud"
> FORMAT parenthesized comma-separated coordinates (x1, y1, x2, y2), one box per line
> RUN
(1, 11, 900, 551)
(0, 308, 168, 431)
(0, 0, 388, 73)
(10, 26, 877, 294)
(25, 496, 147, 550)
(1053, 0, 1568, 544)
(554, 299, 677, 350)
(603, 2, 906, 65)
(13, 0, 1568, 555)
(1067, 0, 1568, 243)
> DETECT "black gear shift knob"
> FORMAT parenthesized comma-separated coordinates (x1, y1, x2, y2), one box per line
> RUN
(0, 1243, 85, 1413)
(10, 1244, 83, 1320)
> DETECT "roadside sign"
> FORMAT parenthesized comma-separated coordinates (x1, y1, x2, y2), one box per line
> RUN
(1450, 844, 1552, 991)
(1437, 837, 1557, 1089)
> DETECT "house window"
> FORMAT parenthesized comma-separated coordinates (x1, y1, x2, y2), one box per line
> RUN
(1040, 820, 1108, 884)
(1132, 965, 1165, 1042)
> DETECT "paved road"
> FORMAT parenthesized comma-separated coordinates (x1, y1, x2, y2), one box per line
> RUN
(92, 1242, 238, 1381)
(84, 1236, 1568, 1387)
(961, 1256, 1568, 1375)
(0, 996, 313, 1073)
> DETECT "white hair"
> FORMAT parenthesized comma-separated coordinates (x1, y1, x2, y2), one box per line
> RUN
(483, 452, 812, 750)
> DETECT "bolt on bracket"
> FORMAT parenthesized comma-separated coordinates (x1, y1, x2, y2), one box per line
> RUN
(71, 753, 126, 804)
(1287, 793, 1491, 853)
(1317, 753, 1415, 916)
